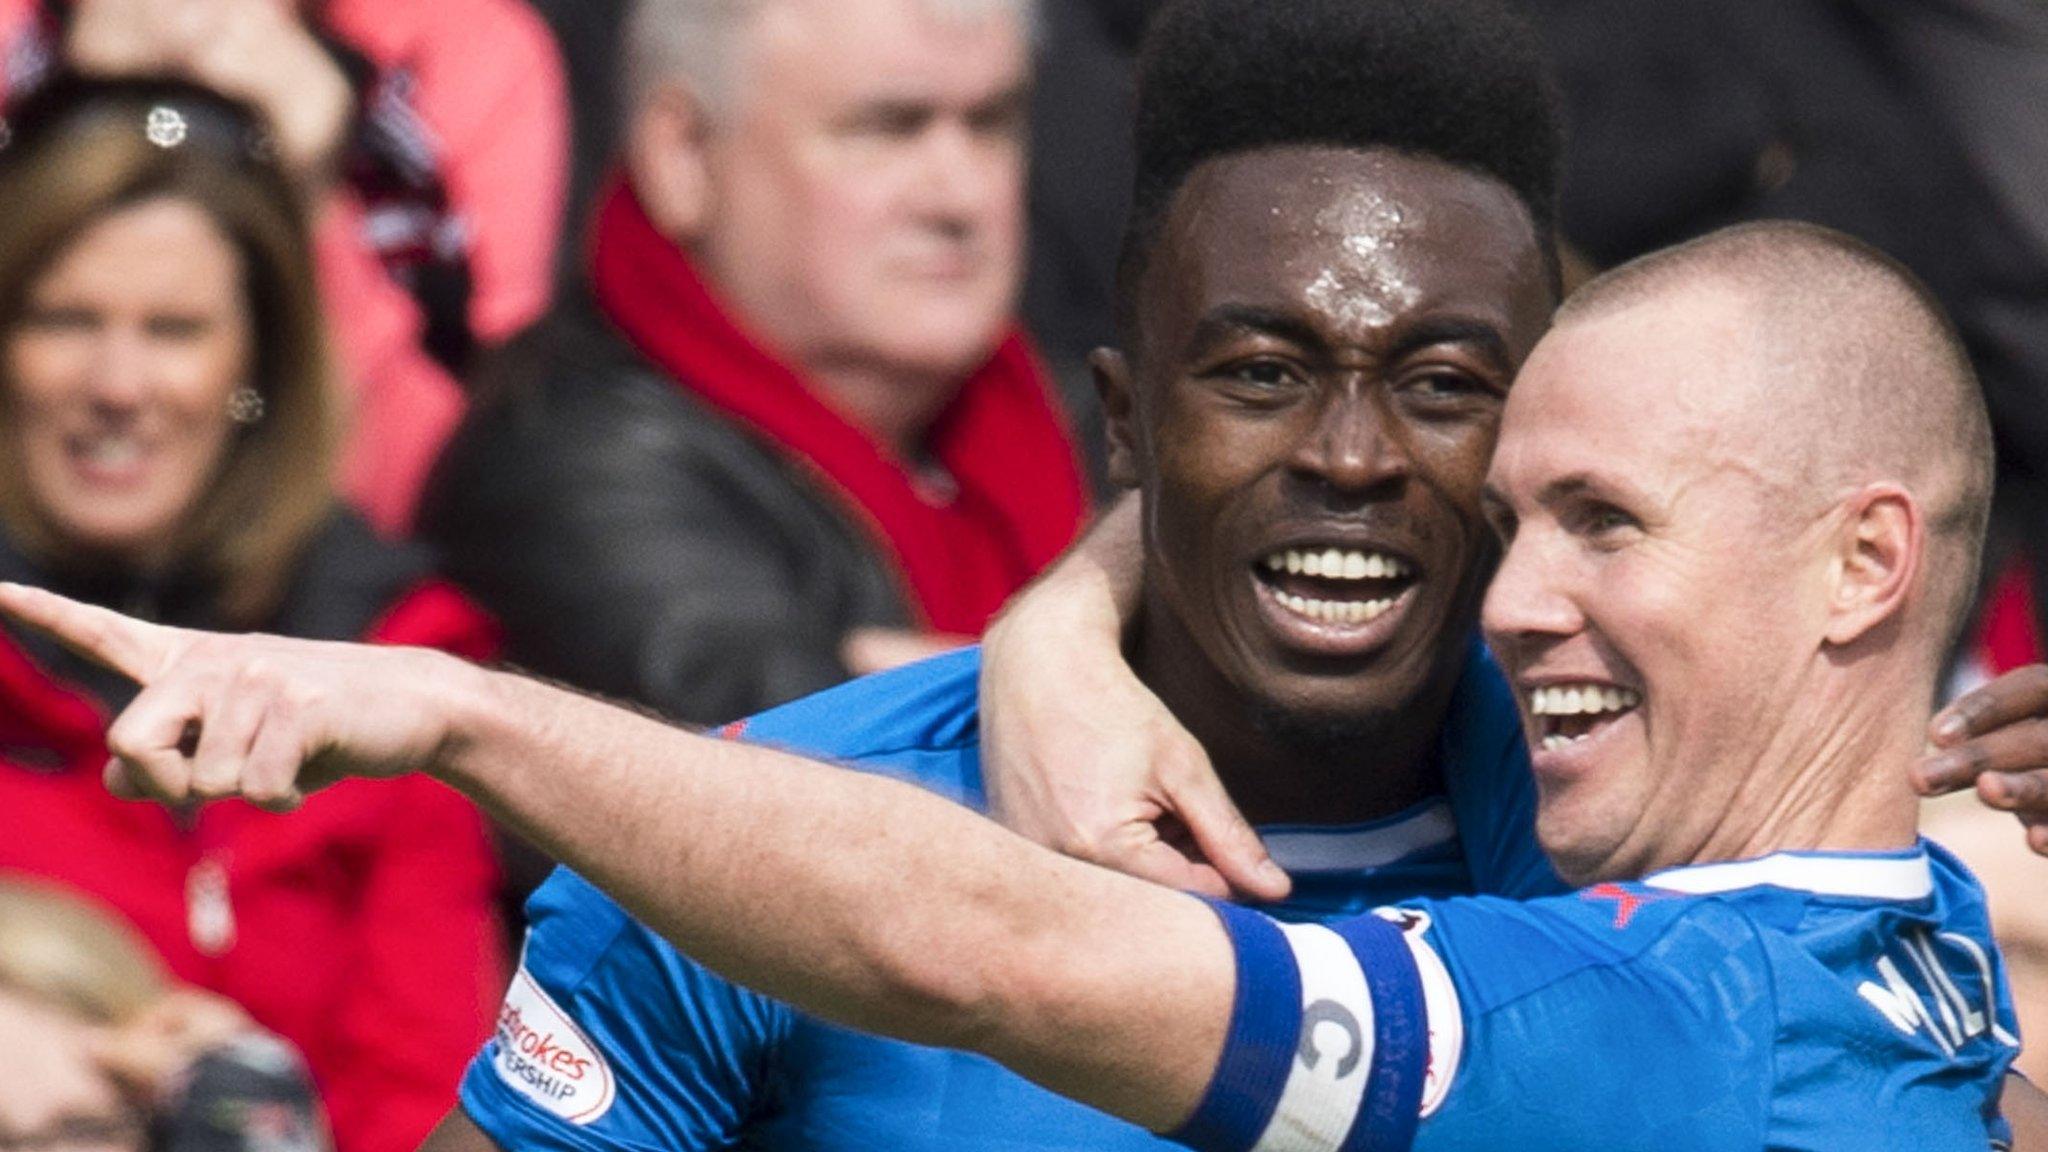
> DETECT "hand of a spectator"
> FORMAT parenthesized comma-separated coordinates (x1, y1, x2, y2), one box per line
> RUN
(978, 505, 1290, 903)
(69, 0, 353, 184)
(1917, 663, 2048, 855)
(0, 583, 473, 810)
(64, 0, 174, 77)
(92, 991, 254, 1102)
(841, 628, 972, 677)
(165, 0, 354, 182)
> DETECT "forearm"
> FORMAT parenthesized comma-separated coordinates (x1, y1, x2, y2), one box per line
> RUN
(434, 665, 1230, 1132)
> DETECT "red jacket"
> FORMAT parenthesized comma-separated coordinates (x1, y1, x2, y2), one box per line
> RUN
(0, 518, 508, 1152)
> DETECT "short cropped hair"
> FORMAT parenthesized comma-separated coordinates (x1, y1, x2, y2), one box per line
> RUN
(1564, 222, 1996, 659)
(1115, 0, 1563, 337)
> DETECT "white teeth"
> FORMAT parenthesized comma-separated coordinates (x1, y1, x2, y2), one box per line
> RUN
(1529, 684, 1642, 717)
(1260, 548, 1412, 582)
(1541, 734, 1587, 752)
(80, 438, 143, 468)
(1272, 590, 1396, 626)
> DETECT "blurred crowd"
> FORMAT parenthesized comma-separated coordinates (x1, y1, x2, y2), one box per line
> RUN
(0, 0, 2041, 1149)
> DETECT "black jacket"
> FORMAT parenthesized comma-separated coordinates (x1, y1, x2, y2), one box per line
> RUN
(420, 298, 912, 726)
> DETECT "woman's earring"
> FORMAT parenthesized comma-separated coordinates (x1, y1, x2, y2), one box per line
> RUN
(227, 387, 266, 426)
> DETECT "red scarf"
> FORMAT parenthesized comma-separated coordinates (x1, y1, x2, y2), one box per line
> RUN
(589, 183, 1087, 634)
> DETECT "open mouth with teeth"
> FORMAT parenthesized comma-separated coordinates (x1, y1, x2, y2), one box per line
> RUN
(1253, 546, 1418, 627)
(1529, 683, 1642, 752)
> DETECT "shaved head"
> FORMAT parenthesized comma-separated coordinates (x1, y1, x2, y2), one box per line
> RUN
(1557, 221, 1995, 654)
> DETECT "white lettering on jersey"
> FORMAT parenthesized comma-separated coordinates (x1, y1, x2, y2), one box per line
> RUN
(1856, 928, 2007, 1056)
(491, 962, 616, 1124)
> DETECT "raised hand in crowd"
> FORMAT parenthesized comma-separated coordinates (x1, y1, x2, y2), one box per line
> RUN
(64, 0, 352, 181)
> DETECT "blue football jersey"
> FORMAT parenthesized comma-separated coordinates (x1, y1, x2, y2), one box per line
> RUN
(461, 639, 1553, 1151)
(1177, 845, 2020, 1151)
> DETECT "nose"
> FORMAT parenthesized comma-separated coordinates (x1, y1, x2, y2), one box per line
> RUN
(1481, 523, 1585, 655)
(1289, 386, 1410, 496)
(919, 119, 1006, 231)
(85, 326, 151, 410)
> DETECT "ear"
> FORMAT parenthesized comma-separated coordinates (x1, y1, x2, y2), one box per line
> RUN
(624, 83, 717, 243)
(1091, 347, 1142, 490)
(1822, 483, 1922, 648)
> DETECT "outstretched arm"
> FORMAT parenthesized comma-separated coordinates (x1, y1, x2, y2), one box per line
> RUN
(0, 584, 1232, 1136)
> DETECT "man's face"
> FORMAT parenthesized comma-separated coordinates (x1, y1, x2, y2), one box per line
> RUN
(1481, 291, 1835, 884)
(1111, 147, 1553, 725)
(692, 0, 1027, 382)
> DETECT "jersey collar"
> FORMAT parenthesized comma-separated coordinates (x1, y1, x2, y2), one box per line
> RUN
(1258, 798, 1458, 874)
(1642, 847, 1933, 900)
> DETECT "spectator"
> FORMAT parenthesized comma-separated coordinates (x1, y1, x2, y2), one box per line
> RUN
(0, 0, 571, 534)
(0, 879, 329, 1152)
(0, 80, 506, 1152)
(423, 0, 1088, 726)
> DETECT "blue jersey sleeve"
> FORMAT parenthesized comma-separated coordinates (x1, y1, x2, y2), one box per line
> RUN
(1407, 893, 1774, 1150)
(1170, 892, 1779, 1152)
(460, 868, 792, 1152)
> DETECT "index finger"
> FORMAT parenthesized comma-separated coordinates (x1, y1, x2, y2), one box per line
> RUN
(0, 583, 173, 683)
(1930, 665, 2048, 745)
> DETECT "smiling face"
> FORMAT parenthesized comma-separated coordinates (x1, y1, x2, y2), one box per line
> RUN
(2, 197, 253, 566)
(1108, 146, 1553, 730)
(1480, 288, 1839, 884)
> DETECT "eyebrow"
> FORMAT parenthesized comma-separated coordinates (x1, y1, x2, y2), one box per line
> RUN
(1180, 307, 1515, 369)
(1386, 316, 1515, 372)
(1534, 471, 1647, 512)
(1181, 305, 1329, 362)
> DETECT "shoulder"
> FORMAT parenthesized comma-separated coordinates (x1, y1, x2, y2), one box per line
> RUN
(1418, 885, 1777, 1015)
(728, 648, 985, 797)
(440, 303, 785, 481)
(270, 511, 496, 650)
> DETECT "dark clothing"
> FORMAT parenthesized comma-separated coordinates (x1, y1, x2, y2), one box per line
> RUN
(1022, 0, 1156, 494)
(422, 298, 913, 726)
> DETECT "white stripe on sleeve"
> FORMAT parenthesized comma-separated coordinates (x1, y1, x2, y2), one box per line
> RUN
(1250, 922, 1376, 1152)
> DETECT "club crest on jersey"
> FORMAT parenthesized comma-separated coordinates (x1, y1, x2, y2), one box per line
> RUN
(1372, 907, 1463, 1117)
(491, 961, 616, 1124)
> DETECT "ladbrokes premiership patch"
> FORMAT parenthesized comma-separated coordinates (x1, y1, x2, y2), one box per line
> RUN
(491, 963, 616, 1124)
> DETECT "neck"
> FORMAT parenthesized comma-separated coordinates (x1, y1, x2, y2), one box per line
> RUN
(1130, 582, 1455, 828)
(804, 358, 961, 460)
(1694, 667, 1928, 867)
